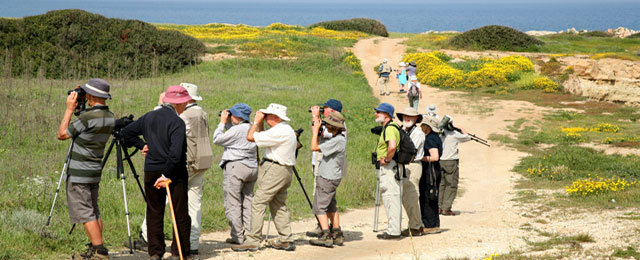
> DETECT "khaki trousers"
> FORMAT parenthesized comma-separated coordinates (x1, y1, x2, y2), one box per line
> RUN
(223, 161, 258, 244)
(380, 160, 402, 236)
(402, 162, 423, 230)
(439, 160, 460, 211)
(379, 77, 390, 95)
(245, 161, 294, 245)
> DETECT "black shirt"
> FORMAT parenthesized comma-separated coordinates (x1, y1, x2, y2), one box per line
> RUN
(121, 105, 188, 181)
(423, 131, 443, 174)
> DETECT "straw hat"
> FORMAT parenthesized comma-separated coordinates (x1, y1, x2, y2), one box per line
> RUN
(396, 107, 423, 124)
(259, 103, 290, 121)
(421, 115, 440, 133)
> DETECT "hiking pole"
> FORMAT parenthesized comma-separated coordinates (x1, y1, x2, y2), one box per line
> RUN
(264, 212, 272, 241)
(161, 180, 184, 260)
(398, 165, 404, 232)
(46, 141, 74, 227)
(373, 167, 381, 232)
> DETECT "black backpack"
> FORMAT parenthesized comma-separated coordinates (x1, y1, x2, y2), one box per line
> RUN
(382, 123, 417, 164)
(408, 83, 419, 97)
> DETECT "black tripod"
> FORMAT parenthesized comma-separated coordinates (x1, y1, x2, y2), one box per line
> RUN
(292, 128, 322, 228)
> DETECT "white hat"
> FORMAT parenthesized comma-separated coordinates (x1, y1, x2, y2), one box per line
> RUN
(259, 103, 290, 121)
(179, 82, 203, 101)
(427, 104, 436, 113)
(410, 75, 418, 81)
(383, 58, 388, 63)
(399, 62, 406, 67)
(421, 115, 440, 133)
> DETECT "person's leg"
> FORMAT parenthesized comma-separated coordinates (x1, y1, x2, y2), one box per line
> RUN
(379, 162, 401, 236)
(384, 77, 390, 95)
(268, 165, 294, 243)
(438, 163, 448, 210)
(240, 164, 258, 243)
(145, 171, 167, 257)
(243, 163, 279, 246)
(169, 178, 191, 257)
(402, 162, 423, 230)
(187, 169, 204, 251)
(223, 164, 246, 243)
(440, 160, 459, 211)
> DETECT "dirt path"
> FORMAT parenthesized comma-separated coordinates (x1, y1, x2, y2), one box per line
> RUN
(115, 37, 553, 260)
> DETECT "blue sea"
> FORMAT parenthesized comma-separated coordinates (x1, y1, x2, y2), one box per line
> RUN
(1, 0, 639, 33)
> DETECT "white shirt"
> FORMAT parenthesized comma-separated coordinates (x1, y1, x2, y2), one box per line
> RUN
(440, 129, 471, 160)
(253, 122, 297, 166)
(406, 125, 425, 162)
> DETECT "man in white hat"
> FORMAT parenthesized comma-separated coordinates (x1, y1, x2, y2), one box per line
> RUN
(378, 58, 392, 96)
(396, 107, 425, 237)
(232, 103, 297, 252)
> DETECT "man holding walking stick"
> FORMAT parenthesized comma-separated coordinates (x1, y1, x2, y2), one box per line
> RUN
(121, 85, 192, 260)
(232, 103, 297, 252)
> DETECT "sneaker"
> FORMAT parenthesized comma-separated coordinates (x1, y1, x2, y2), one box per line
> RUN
(376, 232, 401, 240)
(422, 227, 441, 234)
(400, 229, 423, 237)
(309, 231, 333, 248)
(225, 238, 240, 245)
(231, 243, 259, 252)
(268, 240, 296, 251)
(331, 229, 344, 246)
(442, 209, 457, 216)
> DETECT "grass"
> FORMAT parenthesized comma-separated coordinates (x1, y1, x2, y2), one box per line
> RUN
(0, 39, 379, 258)
(613, 246, 640, 258)
(525, 233, 594, 252)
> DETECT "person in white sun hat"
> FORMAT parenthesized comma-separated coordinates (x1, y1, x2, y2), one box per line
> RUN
(233, 103, 298, 252)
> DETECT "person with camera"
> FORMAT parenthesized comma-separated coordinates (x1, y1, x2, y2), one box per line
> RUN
(212, 103, 258, 245)
(373, 103, 403, 240)
(57, 78, 115, 260)
(396, 107, 424, 237)
(232, 103, 297, 252)
(120, 85, 192, 260)
(378, 58, 392, 96)
(438, 116, 471, 216)
(407, 75, 422, 110)
(308, 110, 347, 247)
(418, 116, 443, 235)
(307, 99, 347, 238)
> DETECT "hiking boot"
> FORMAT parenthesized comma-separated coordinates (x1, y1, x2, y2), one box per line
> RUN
(190, 249, 199, 255)
(332, 229, 344, 246)
(309, 231, 333, 248)
(225, 238, 240, 245)
(74, 245, 109, 260)
(231, 243, 259, 252)
(305, 225, 323, 238)
(422, 227, 441, 234)
(124, 232, 148, 252)
(442, 209, 457, 216)
(268, 240, 296, 251)
(401, 228, 423, 237)
(376, 232, 401, 240)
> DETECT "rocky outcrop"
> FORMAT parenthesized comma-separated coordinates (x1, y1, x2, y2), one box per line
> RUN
(560, 57, 640, 104)
(607, 27, 638, 38)
(525, 30, 557, 37)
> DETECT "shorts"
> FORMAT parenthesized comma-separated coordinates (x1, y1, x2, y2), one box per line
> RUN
(66, 181, 101, 224)
(312, 176, 341, 215)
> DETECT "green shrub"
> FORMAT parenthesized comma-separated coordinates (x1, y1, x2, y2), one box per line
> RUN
(579, 31, 613, 37)
(0, 9, 205, 79)
(308, 18, 388, 37)
(449, 25, 544, 51)
(629, 32, 640, 39)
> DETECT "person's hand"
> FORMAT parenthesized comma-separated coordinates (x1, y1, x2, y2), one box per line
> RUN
(380, 157, 388, 166)
(66, 91, 78, 111)
(158, 92, 166, 105)
(312, 117, 322, 132)
(254, 111, 265, 123)
(311, 106, 321, 118)
(154, 176, 171, 189)
(459, 127, 467, 134)
(220, 110, 230, 124)
(141, 145, 149, 157)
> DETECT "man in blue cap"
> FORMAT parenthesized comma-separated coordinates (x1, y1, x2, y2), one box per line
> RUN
(373, 102, 403, 239)
(307, 99, 347, 243)
(213, 103, 259, 245)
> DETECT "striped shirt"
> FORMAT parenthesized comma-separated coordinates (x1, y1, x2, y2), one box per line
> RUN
(65, 106, 115, 183)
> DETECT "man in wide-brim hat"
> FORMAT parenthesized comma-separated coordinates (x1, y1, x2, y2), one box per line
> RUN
(396, 107, 425, 236)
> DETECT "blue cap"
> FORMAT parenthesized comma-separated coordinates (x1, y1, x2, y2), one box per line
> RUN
(322, 99, 342, 112)
(374, 103, 395, 119)
(229, 103, 252, 122)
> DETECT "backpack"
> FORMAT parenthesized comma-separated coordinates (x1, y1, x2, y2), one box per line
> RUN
(380, 64, 392, 73)
(408, 83, 419, 97)
(382, 123, 417, 164)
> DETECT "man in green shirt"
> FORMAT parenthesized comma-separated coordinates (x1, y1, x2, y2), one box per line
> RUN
(373, 103, 403, 240)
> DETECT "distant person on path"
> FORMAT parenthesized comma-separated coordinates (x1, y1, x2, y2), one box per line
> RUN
(396, 62, 408, 93)
(121, 85, 192, 260)
(426, 104, 439, 120)
(57, 78, 115, 260)
(213, 103, 259, 245)
(373, 103, 403, 240)
(419, 116, 443, 234)
(232, 103, 297, 252)
(407, 75, 422, 110)
(378, 58, 392, 96)
(396, 107, 425, 237)
(308, 111, 347, 247)
(438, 116, 471, 216)
(407, 61, 417, 79)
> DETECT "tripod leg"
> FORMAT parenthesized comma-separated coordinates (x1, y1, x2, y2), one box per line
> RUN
(101, 139, 115, 171)
(122, 144, 147, 202)
(292, 166, 322, 228)
(117, 142, 134, 254)
(373, 168, 381, 232)
(46, 142, 74, 226)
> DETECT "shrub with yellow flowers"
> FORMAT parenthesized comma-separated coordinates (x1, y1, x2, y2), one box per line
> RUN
(601, 136, 639, 144)
(343, 52, 362, 71)
(565, 176, 638, 197)
(526, 162, 570, 180)
(590, 122, 620, 133)
(533, 77, 559, 93)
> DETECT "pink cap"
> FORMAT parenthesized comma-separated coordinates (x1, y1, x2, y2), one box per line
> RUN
(162, 85, 192, 104)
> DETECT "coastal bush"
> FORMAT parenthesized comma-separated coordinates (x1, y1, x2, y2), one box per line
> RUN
(579, 30, 613, 37)
(449, 25, 544, 51)
(629, 32, 640, 38)
(308, 18, 389, 37)
(0, 9, 205, 79)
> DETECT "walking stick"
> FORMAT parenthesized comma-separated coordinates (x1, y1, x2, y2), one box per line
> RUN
(160, 180, 183, 260)
(264, 212, 272, 241)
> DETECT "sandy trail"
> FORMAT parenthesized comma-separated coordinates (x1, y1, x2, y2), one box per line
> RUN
(115, 37, 551, 260)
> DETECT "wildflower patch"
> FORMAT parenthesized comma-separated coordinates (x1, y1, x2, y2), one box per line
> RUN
(565, 177, 638, 196)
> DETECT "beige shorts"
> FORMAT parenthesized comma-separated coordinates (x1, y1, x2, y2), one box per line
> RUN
(66, 181, 101, 224)
(312, 176, 341, 215)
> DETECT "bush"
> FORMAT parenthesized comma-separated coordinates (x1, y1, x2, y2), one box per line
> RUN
(308, 18, 388, 37)
(533, 77, 559, 93)
(0, 9, 205, 79)
(449, 25, 544, 51)
(579, 30, 613, 37)
(629, 32, 640, 39)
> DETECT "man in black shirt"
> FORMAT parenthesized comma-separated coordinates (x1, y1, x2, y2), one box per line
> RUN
(121, 85, 192, 260)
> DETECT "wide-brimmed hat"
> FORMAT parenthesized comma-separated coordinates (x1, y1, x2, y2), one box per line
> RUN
(374, 103, 395, 119)
(399, 62, 407, 67)
(421, 115, 440, 133)
(427, 104, 437, 113)
(162, 85, 192, 104)
(322, 99, 343, 112)
(409, 61, 416, 66)
(396, 107, 423, 124)
(179, 82, 203, 101)
(259, 103, 290, 121)
(323, 111, 345, 130)
(229, 103, 252, 121)
(81, 78, 111, 99)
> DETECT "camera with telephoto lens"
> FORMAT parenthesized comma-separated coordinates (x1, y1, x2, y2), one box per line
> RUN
(371, 152, 380, 169)
(115, 115, 134, 132)
(67, 88, 87, 116)
(370, 126, 383, 136)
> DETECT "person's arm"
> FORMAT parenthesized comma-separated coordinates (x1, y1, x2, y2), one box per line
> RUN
(381, 139, 397, 165)
(422, 148, 439, 162)
(160, 121, 186, 181)
(120, 115, 146, 150)
(310, 106, 322, 151)
(57, 92, 78, 140)
(246, 111, 265, 142)
(418, 83, 423, 99)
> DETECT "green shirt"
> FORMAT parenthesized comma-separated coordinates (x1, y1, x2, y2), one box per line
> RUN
(66, 106, 115, 183)
(376, 122, 400, 161)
